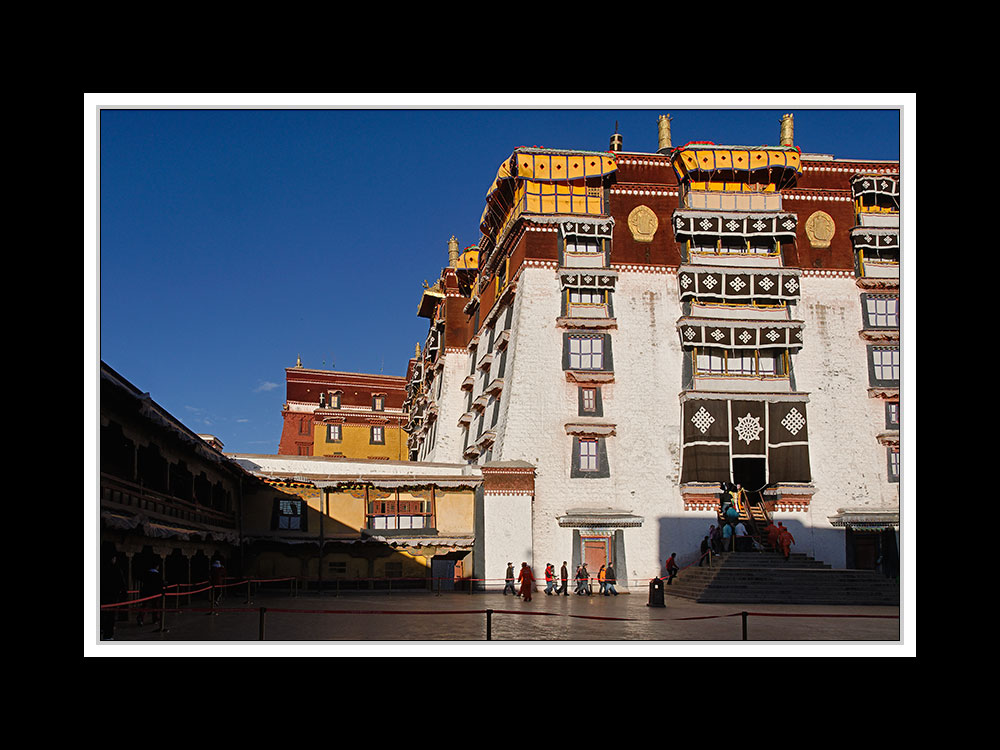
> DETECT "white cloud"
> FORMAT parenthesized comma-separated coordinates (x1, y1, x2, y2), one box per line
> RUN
(254, 381, 279, 393)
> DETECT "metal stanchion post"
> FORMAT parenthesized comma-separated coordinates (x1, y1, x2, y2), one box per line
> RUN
(742, 611, 749, 641)
(486, 609, 493, 641)
(259, 607, 266, 641)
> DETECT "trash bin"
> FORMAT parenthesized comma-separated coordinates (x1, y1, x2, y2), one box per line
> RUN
(647, 577, 665, 608)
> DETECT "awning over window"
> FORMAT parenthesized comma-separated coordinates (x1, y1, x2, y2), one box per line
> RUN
(671, 145, 802, 190)
(557, 508, 644, 528)
(828, 508, 899, 530)
(673, 211, 798, 241)
(678, 318, 804, 350)
(850, 228, 899, 253)
(677, 266, 801, 301)
(480, 148, 618, 242)
(850, 174, 899, 200)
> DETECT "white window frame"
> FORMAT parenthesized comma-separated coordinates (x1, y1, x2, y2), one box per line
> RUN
(872, 348, 900, 382)
(579, 439, 599, 472)
(866, 296, 899, 328)
(569, 336, 604, 370)
(566, 237, 601, 254)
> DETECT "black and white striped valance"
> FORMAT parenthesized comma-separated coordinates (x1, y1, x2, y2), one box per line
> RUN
(678, 319, 804, 350)
(560, 270, 617, 289)
(672, 211, 798, 240)
(850, 228, 899, 252)
(558, 218, 615, 240)
(677, 267, 801, 300)
(850, 174, 899, 200)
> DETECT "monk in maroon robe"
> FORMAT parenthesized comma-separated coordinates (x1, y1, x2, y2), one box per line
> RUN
(517, 562, 535, 601)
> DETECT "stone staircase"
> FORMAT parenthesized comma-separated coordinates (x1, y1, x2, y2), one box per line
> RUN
(663, 550, 899, 606)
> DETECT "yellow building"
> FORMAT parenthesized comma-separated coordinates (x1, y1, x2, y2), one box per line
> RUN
(230, 454, 479, 590)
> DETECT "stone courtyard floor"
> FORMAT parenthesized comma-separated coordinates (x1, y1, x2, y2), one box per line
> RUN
(94, 586, 907, 655)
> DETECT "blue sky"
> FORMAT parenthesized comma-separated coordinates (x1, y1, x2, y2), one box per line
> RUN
(90, 95, 908, 455)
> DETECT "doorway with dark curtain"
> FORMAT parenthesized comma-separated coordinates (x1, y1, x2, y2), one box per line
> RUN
(731, 457, 766, 494)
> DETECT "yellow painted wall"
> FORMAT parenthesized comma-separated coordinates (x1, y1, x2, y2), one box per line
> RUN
(313, 423, 407, 460)
(434, 489, 475, 536)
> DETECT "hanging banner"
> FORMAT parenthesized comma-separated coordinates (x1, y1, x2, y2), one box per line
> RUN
(680, 399, 730, 484)
(730, 400, 766, 457)
(767, 401, 812, 483)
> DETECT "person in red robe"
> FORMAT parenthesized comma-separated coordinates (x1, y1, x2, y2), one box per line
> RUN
(766, 521, 780, 552)
(517, 562, 535, 601)
(778, 524, 795, 560)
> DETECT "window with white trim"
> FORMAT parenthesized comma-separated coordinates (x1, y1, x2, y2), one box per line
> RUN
(370, 426, 385, 444)
(569, 336, 603, 370)
(871, 347, 900, 383)
(274, 499, 305, 530)
(569, 289, 605, 305)
(566, 237, 600, 253)
(579, 439, 599, 472)
(326, 424, 342, 443)
(581, 387, 596, 413)
(865, 296, 899, 328)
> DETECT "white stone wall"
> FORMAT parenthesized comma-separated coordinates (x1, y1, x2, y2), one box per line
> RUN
(423, 352, 469, 464)
(480, 491, 534, 590)
(790, 275, 899, 568)
(493, 266, 699, 584)
(465, 265, 898, 578)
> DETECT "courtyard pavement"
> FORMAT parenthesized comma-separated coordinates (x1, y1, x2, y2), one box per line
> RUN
(96, 584, 905, 653)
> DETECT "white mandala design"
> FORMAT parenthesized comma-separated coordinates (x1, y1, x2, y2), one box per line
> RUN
(734, 413, 763, 445)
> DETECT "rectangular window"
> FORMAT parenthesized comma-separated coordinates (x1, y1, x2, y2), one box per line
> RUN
(581, 387, 596, 412)
(871, 347, 900, 382)
(728, 350, 756, 376)
(695, 348, 726, 375)
(372, 395, 384, 411)
(579, 439, 599, 472)
(569, 289, 605, 305)
(887, 402, 900, 427)
(367, 497, 432, 530)
(695, 348, 788, 377)
(569, 337, 604, 370)
(276, 499, 304, 530)
(327, 424, 342, 443)
(865, 296, 899, 328)
(888, 447, 900, 482)
(566, 237, 600, 253)
(370, 426, 385, 444)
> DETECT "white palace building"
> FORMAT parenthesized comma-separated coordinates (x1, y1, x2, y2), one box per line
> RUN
(399, 113, 902, 590)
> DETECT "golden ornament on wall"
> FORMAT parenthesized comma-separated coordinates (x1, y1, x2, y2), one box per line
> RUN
(627, 205, 658, 243)
(805, 210, 835, 249)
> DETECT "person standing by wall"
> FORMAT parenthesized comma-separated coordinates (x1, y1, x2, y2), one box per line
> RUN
(517, 562, 535, 602)
(503, 563, 517, 595)
(604, 563, 618, 596)
(544, 563, 558, 595)
(558, 561, 569, 596)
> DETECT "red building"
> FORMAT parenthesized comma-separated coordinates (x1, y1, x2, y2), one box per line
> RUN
(277, 360, 409, 460)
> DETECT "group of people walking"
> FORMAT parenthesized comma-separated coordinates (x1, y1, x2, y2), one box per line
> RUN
(503, 560, 620, 599)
